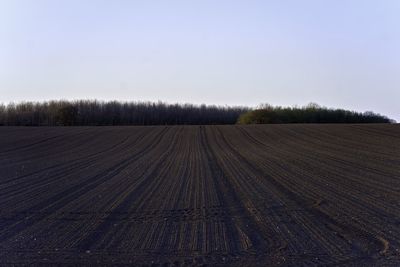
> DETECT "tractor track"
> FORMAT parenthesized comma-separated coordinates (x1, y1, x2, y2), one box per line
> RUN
(0, 124, 399, 266)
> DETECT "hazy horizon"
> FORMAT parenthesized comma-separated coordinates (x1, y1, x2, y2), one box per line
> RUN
(1, 0, 399, 120)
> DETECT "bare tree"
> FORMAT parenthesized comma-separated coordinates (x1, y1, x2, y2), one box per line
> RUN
(0, 100, 248, 126)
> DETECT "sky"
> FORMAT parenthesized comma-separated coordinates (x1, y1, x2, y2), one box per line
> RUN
(0, 0, 399, 120)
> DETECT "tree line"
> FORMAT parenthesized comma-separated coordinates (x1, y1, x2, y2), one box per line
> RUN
(0, 101, 393, 126)
(237, 103, 393, 124)
(0, 100, 248, 126)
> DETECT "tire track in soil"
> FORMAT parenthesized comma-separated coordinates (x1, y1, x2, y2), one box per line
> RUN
(237, 125, 400, 233)
(0, 128, 149, 208)
(0, 127, 170, 242)
(227, 126, 389, 263)
(77, 126, 184, 251)
(235, 125, 400, 222)
(0, 128, 156, 199)
(199, 126, 272, 259)
(0, 132, 133, 189)
(0, 125, 399, 266)
(0, 127, 92, 155)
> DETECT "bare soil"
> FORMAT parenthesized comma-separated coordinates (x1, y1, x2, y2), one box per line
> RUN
(0, 124, 399, 266)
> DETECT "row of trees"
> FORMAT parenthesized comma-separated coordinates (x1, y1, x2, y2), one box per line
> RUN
(237, 103, 393, 124)
(0, 100, 249, 126)
(0, 101, 392, 126)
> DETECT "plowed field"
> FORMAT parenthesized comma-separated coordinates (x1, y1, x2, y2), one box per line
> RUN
(0, 124, 399, 266)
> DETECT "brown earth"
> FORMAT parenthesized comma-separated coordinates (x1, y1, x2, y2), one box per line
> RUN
(0, 124, 399, 266)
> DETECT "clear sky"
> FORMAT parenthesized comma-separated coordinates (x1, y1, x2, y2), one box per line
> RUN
(1, 0, 399, 120)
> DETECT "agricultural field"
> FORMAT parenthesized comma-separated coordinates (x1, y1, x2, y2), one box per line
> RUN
(0, 124, 399, 266)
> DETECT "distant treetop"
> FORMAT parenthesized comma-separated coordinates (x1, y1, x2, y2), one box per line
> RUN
(237, 103, 393, 124)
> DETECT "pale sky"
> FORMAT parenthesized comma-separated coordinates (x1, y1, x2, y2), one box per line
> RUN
(0, 0, 399, 120)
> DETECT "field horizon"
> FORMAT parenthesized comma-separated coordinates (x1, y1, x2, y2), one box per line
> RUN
(2, 1, 400, 265)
